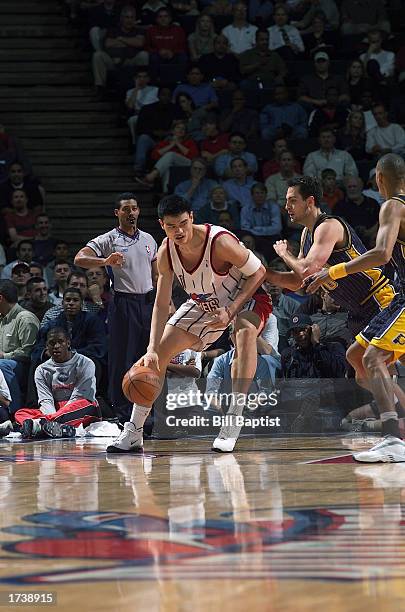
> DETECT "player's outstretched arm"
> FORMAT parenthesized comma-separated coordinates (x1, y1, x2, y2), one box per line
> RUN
(305, 200, 402, 293)
(74, 246, 124, 269)
(138, 241, 174, 370)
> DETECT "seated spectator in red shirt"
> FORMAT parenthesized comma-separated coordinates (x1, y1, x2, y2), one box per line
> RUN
(262, 137, 301, 180)
(200, 117, 229, 166)
(334, 176, 380, 248)
(5, 189, 37, 247)
(0, 162, 44, 214)
(146, 7, 188, 79)
(309, 86, 349, 137)
(320, 168, 343, 211)
(136, 120, 199, 192)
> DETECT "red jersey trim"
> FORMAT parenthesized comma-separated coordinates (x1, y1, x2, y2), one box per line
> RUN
(210, 230, 240, 277)
(174, 224, 211, 274)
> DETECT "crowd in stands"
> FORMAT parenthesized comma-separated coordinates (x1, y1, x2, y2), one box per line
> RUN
(0, 0, 404, 437)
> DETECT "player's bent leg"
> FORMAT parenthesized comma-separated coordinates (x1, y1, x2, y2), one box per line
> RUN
(107, 324, 201, 454)
(346, 341, 368, 388)
(213, 311, 261, 453)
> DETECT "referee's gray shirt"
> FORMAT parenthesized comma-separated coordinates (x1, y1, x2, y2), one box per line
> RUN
(87, 228, 157, 294)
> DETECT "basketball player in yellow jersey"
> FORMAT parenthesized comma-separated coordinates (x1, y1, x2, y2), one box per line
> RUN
(306, 153, 405, 462)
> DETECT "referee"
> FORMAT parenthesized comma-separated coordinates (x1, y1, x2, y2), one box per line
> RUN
(75, 193, 158, 422)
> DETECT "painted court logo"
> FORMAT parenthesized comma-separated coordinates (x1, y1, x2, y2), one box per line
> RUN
(1, 507, 404, 583)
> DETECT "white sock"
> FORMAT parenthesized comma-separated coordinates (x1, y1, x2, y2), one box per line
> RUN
(130, 404, 151, 430)
(227, 393, 246, 417)
(381, 411, 399, 421)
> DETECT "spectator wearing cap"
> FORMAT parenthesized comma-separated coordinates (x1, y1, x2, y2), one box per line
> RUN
(362, 168, 384, 206)
(366, 104, 405, 158)
(341, 0, 390, 36)
(268, 4, 305, 60)
(195, 185, 240, 227)
(239, 29, 287, 91)
(174, 158, 218, 213)
(334, 176, 380, 248)
(221, 3, 258, 55)
(222, 158, 257, 209)
(1, 240, 33, 280)
(281, 314, 347, 379)
(260, 85, 308, 141)
(303, 127, 358, 181)
(11, 262, 31, 303)
(21, 277, 53, 322)
(5, 190, 38, 247)
(219, 89, 260, 140)
(0, 280, 40, 413)
(214, 131, 257, 179)
(299, 51, 349, 110)
(240, 182, 282, 260)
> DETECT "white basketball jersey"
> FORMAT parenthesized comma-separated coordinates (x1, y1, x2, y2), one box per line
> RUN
(167, 224, 247, 313)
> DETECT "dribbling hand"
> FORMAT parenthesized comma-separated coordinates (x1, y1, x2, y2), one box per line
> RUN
(104, 252, 125, 267)
(137, 350, 160, 372)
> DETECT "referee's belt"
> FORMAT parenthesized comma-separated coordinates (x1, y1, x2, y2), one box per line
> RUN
(114, 290, 155, 304)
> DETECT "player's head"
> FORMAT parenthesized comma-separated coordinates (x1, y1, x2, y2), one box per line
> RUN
(158, 195, 194, 244)
(376, 153, 405, 199)
(285, 176, 323, 224)
(46, 326, 71, 363)
(114, 192, 139, 230)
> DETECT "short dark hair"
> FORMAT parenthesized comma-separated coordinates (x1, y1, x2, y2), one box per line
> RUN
(229, 131, 246, 143)
(54, 240, 69, 248)
(321, 167, 337, 178)
(115, 192, 137, 209)
(63, 287, 83, 301)
(377, 153, 405, 182)
(46, 326, 70, 342)
(287, 176, 323, 208)
(54, 259, 71, 269)
(319, 126, 335, 136)
(26, 276, 46, 293)
(67, 271, 88, 286)
(30, 261, 43, 271)
(158, 195, 191, 220)
(16, 239, 33, 252)
(0, 280, 18, 304)
(230, 157, 248, 168)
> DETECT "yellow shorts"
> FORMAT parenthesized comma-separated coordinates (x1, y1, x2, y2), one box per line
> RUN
(356, 295, 405, 363)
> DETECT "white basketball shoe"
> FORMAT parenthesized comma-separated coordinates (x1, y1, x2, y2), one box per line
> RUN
(212, 415, 242, 453)
(106, 422, 143, 453)
(353, 436, 405, 463)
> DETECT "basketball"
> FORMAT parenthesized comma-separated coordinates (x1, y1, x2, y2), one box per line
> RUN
(122, 364, 161, 404)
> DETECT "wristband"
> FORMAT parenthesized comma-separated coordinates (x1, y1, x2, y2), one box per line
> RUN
(328, 263, 347, 280)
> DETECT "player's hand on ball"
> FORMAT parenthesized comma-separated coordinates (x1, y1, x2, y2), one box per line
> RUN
(207, 306, 232, 330)
(303, 268, 330, 293)
(104, 252, 125, 267)
(137, 350, 160, 372)
(273, 240, 289, 257)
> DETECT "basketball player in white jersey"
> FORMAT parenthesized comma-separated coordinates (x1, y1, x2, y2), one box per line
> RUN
(107, 195, 272, 453)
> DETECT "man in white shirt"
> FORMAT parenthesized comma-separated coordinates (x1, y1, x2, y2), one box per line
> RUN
(303, 127, 359, 181)
(268, 4, 304, 60)
(360, 29, 395, 78)
(222, 2, 257, 55)
(366, 103, 405, 158)
(126, 68, 159, 143)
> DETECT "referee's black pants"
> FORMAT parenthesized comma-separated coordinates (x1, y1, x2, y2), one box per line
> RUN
(108, 291, 153, 422)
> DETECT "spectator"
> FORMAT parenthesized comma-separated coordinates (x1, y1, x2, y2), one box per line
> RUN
(32, 214, 58, 267)
(362, 167, 384, 206)
(136, 120, 199, 192)
(48, 260, 71, 306)
(13, 327, 100, 439)
(299, 289, 351, 347)
(31, 288, 107, 384)
(345, 60, 372, 107)
(308, 86, 349, 137)
(222, 157, 256, 208)
(217, 210, 235, 231)
(126, 69, 159, 144)
(0, 369, 11, 437)
(365, 103, 405, 158)
(88, 0, 120, 51)
(0, 280, 40, 413)
(5, 189, 37, 247)
(140, 0, 167, 26)
(44, 240, 71, 288)
(200, 117, 229, 165)
(214, 131, 257, 179)
(1, 240, 33, 280)
(360, 29, 395, 79)
(219, 89, 260, 139)
(195, 184, 240, 227)
(41, 271, 104, 327)
(173, 65, 218, 111)
(188, 14, 217, 62)
(174, 93, 207, 142)
(262, 137, 301, 180)
(174, 157, 218, 213)
(248, 0, 274, 26)
(240, 233, 269, 266)
(240, 182, 282, 259)
(320, 168, 343, 210)
(303, 127, 358, 181)
(268, 4, 305, 60)
(0, 162, 44, 214)
(198, 34, 241, 91)
(341, 0, 390, 35)
(146, 7, 187, 79)
(92, 5, 148, 98)
(21, 277, 53, 322)
(338, 110, 367, 161)
(334, 175, 380, 248)
(299, 51, 349, 109)
(301, 13, 336, 60)
(29, 262, 43, 279)
(11, 262, 30, 303)
(222, 2, 258, 55)
(294, 2, 339, 34)
(260, 85, 308, 141)
(206, 0, 233, 17)
(239, 29, 287, 91)
(134, 87, 177, 178)
(85, 267, 112, 310)
(265, 149, 301, 208)
(281, 314, 347, 378)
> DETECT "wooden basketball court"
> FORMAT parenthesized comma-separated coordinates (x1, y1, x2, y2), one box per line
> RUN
(0, 435, 404, 611)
